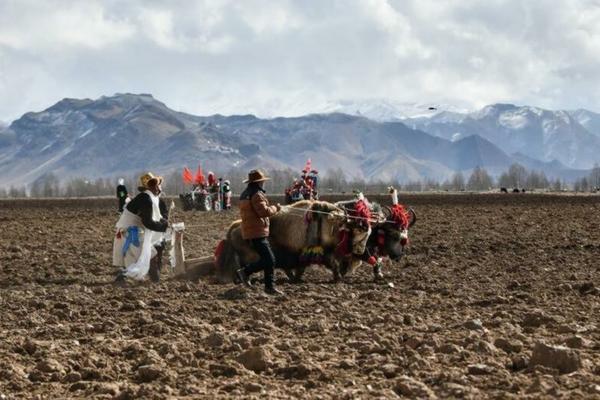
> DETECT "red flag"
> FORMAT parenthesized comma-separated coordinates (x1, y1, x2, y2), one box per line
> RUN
(194, 166, 205, 185)
(303, 158, 311, 173)
(182, 167, 193, 184)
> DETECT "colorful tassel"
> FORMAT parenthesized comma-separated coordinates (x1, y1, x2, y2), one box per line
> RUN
(389, 204, 410, 229)
(300, 246, 325, 266)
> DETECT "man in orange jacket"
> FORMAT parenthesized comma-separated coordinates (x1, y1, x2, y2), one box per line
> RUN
(235, 169, 283, 295)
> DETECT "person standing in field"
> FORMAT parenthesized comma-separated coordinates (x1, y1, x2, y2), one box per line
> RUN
(222, 179, 232, 210)
(235, 169, 283, 295)
(116, 178, 129, 213)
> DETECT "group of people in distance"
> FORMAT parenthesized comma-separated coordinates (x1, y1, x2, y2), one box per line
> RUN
(190, 172, 232, 211)
(112, 169, 284, 294)
(285, 169, 319, 203)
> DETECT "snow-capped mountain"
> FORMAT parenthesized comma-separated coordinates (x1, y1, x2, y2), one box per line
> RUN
(319, 99, 468, 122)
(0, 95, 526, 186)
(408, 104, 600, 170)
(0, 94, 590, 188)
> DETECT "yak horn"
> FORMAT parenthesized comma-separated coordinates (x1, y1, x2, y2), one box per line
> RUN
(390, 188, 398, 205)
(408, 208, 417, 228)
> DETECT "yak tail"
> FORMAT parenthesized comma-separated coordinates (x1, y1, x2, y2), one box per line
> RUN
(214, 239, 238, 283)
(214, 240, 227, 270)
(214, 239, 227, 274)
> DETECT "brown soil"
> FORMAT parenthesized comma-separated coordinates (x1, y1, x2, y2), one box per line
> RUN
(1, 194, 599, 399)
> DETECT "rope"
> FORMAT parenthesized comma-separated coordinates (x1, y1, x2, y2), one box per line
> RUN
(280, 205, 395, 225)
(179, 224, 210, 229)
(170, 200, 405, 239)
(174, 205, 398, 233)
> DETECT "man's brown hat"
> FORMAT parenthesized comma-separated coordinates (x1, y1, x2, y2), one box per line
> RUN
(243, 169, 270, 183)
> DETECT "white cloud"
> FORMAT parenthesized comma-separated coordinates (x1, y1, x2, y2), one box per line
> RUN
(0, 1, 135, 50)
(1, 0, 600, 122)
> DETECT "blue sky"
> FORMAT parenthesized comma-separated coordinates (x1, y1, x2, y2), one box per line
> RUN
(1, 0, 599, 121)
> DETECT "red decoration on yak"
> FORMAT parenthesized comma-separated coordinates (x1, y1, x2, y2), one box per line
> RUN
(353, 199, 372, 228)
(335, 228, 351, 257)
(182, 167, 193, 184)
(367, 256, 377, 266)
(389, 204, 410, 229)
(194, 166, 205, 185)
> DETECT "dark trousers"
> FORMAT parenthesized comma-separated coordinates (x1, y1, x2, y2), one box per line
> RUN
(148, 242, 165, 282)
(244, 237, 276, 289)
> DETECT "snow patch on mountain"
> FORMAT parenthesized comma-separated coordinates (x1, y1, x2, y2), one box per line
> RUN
(499, 112, 528, 129)
(320, 99, 469, 122)
(79, 128, 93, 138)
(39, 142, 54, 153)
(451, 132, 463, 142)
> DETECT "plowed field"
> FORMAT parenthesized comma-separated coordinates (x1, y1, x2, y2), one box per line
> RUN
(1, 194, 599, 399)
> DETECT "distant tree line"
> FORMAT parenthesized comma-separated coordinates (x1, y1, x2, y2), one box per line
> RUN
(3, 163, 600, 199)
(573, 164, 600, 192)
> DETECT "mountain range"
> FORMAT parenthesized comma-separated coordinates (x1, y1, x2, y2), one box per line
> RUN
(323, 100, 600, 170)
(0, 94, 596, 188)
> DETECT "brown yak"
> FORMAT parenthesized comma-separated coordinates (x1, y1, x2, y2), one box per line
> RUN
(215, 200, 373, 283)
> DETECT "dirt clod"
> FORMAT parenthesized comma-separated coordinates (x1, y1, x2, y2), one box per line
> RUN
(395, 375, 437, 398)
(237, 347, 269, 372)
(494, 337, 523, 353)
(136, 365, 162, 382)
(530, 342, 581, 374)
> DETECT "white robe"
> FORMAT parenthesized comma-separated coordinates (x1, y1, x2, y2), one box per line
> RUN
(112, 191, 165, 280)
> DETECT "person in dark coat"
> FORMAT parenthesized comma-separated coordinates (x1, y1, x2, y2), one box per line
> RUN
(116, 178, 129, 213)
(235, 170, 283, 295)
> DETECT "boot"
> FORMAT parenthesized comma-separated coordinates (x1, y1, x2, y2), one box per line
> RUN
(235, 268, 252, 287)
(114, 270, 127, 285)
(265, 286, 284, 296)
(149, 257, 160, 282)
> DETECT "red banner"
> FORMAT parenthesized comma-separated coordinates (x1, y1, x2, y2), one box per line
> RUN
(194, 166, 205, 185)
(182, 167, 193, 184)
